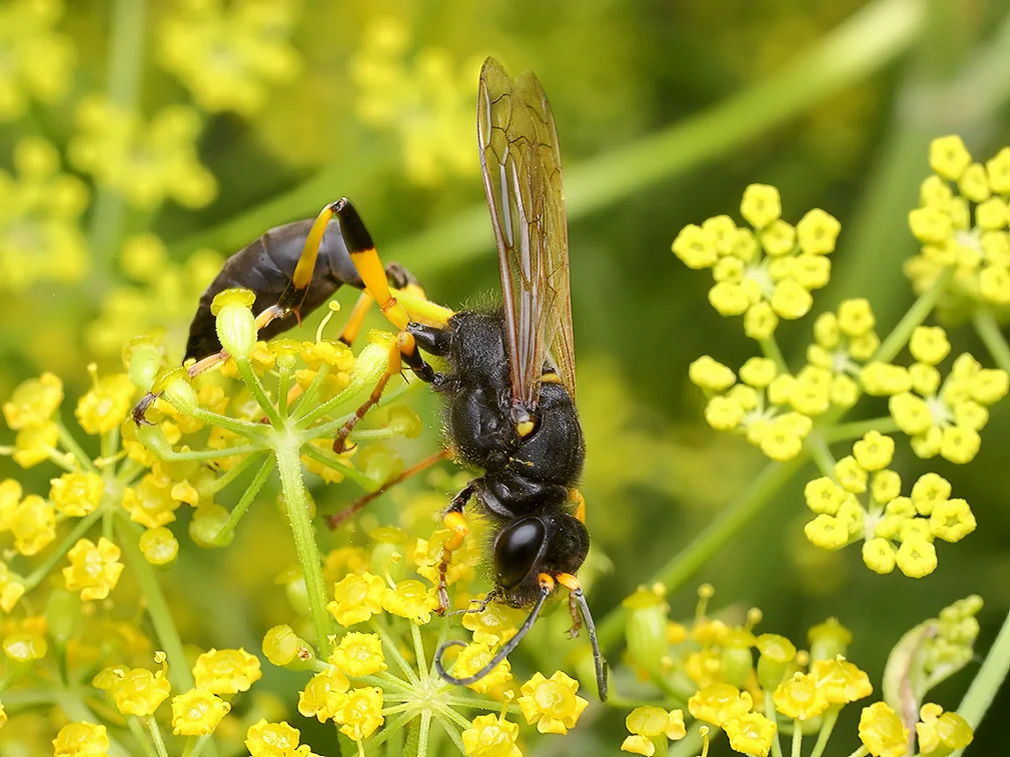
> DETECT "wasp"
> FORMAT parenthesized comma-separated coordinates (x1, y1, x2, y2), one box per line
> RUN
(134, 57, 606, 700)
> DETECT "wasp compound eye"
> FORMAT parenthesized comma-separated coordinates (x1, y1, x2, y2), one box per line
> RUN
(493, 517, 546, 588)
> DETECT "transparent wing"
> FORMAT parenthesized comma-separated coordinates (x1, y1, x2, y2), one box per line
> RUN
(477, 57, 576, 418)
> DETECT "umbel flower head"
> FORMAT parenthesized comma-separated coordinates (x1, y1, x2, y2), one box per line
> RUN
(673, 184, 840, 338)
(0, 0, 75, 121)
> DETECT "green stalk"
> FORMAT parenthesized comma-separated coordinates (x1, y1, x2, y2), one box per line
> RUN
(597, 456, 805, 651)
(972, 310, 1010, 373)
(88, 0, 147, 286)
(209, 450, 268, 494)
(275, 439, 333, 648)
(765, 697, 785, 757)
(949, 610, 1010, 757)
(415, 710, 432, 757)
(760, 336, 789, 375)
(154, 443, 263, 462)
(791, 722, 802, 757)
(299, 443, 377, 490)
(808, 709, 839, 757)
(126, 715, 160, 757)
(872, 267, 955, 364)
(822, 417, 900, 442)
(235, 359, 284, 428)
(147, 716, 170, 757)
(114, 512, 195, 691)
(22, 509, 102, 591)
(55, 420, 100, 473)
(212, 453, 276, 545)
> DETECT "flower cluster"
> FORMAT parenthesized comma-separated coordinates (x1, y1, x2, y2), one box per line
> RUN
(0, 137, 89, 291)
(68, 96, 217, 209)
(619, 585, 979, 757)
(349, 17, 479, 185)
(804, 431, 976, 577)
(673, 184, 840, 338)
(157, 0, 302, 116)
(0, 0, 75, 121)
(905, 136, 1010, 318)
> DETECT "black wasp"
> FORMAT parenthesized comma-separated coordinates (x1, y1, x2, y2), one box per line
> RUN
(135, 57, 606, 700)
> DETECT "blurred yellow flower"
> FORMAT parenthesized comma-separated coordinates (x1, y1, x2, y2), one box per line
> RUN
(52, 722, 110, 757)
(192, 648, 262, 694)
(463, 711, 522, 757)
(0, 0, 75, 120)
(859, 702, 909, 757)
(63, 537, 124, 601)
(171, 687, 230, 736)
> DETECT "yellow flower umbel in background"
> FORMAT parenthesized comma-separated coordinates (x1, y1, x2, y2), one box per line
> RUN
(350, 17, 479, 186)
(0, 137, 89, 291)
(0, 0, 75, 121)
(157, 0, 302, 116)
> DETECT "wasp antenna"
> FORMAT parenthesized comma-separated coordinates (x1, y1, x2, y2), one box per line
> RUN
(573, 587, 608, 702)
(435, 585, 550, 686)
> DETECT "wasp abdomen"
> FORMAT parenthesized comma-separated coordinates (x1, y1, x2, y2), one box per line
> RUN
(185, 218, 362, 360)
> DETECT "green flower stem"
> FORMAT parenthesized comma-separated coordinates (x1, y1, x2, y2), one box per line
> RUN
(236, 359, 284, 428)
(0, 687, 54, 708)
(55, 419, 100, 474)
(764, 697, 785, 757)
(949, 609, 1010, 757)
(190, 408, 268, 440)
(299, 442, 377, 490)
(209, 450, 268, 495)
(126, 715, 160, 757)
(213, 453, 276, 545)
(299, 377, 414, 436)
(822, 417, 900, 443)
(872, 267, 955, 365)
(669, 724, 708, 757)
(806, 433, 838, 479)
(791, 721, 802, 757)
(290, 363, 330, 419)
(410, 622, 427, 679)
(181, 735, 212, 757)
(433, 702, 471, 731)
(844, 748, 869, 757)
(146, 716, 170, 757)
(416, 709, 432, 757)
(597, 456, 806, 652)
(88, 0, 146, 286)
(22, 509, 102, 591)
(972, 310, 1010, 373)
(114, 512, 195, 692)
(274, 439, 333, 648)
(808, 709, 839, 757)
(365, 709, 417, 752)
(760, 336, 789, 375)
(371, 620, 420, 686)
(155, 443, 263, 462)
(432, 709, 467, 754)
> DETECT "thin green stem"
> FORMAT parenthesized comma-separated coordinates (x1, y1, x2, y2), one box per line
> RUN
(301, 376, 416, 436)
(972, 310, 1010, 373)
(0, 688, 54, 709)
(760, 337, 790, 374)
(364, 709, 418, 753)
(844, 748, 869, 757)
(209, 450, 268, 494)
(416, 710, 432, 757)
(432, 710, 467, 755)
(597, 456, 805, 651)
(822, 417, 900, 443)
(765, 696, 785, 757)
(791, 721, 802, 757)
(290, 363, 330, 420)
(806, 433, 837, 478)
(808, 709, 839, 757)
(433, 702, 471, 731)
(275, 440, 333, 648)
(114, 512, 195, 691)
(872, 267, 954, 364)
(181, 735, 212, 757)
(371, 620, 420, 686)
(212, 453, 275, 545)
(190, 407, 267, 440)
(155, 443, 263, 462)
(949, 610, 1010, 757)
(278, 367, 292, 422)
(300, 442, 377, 490)
(147, 716, 170, 757)
(236, 359, 284, 428)
(54, 420, 100, 473)
(410, 622, 426, 680)
(23, 509, 102, 590)
(127, 715, 160, 757)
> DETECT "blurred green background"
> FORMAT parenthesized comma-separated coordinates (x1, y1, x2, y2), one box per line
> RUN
(2, 0, 1010, 754)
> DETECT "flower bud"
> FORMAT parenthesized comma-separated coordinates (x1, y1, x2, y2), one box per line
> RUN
(140, 527, 179, 566)
(359, 445, 402, 487)
(135, 423, 172, 457)
(212, 289, 257, 359)
(189, 505, 233, 548)
(285, 574, 311, 617)
(623, 586, 669, 674)
(262, 624, 315, 669)
(386, 406, 423, 438)
(44, 590, 82, 646)
(125, 338, 164, 393)
(158, 368, 198, 416)
(808, 617, 852, 661)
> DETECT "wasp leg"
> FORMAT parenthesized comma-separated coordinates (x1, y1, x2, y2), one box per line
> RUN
(326, 449, 449, 529)
(331, 330, 438, 453)
(435, 480, 478, 615)
(337, 291, 375, 347)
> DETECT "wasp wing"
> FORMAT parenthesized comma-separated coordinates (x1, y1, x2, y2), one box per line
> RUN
(477, 57, 576, 418)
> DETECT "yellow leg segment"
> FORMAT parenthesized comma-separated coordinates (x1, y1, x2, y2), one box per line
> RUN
(350, 247, 410, 330)
(338, 291, 375, 347)
(436, 510, 471, 613)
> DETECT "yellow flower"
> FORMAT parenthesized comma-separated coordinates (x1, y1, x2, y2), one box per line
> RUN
(13, 420, 60, 468)
(75, 369, 135, 435)
(0, 561, 25, 613)
(11, 494, 56, 555)
(689, 356, 737, 392)
(333, 686, 384, 741)
(69, 97, 217, 209)
(329, 632, 386, 677)
(622, 707, 687, 755)
(462, 712, 522, 757)
(915, 703, 973, 754)
(328, 572, 386, 628)
(49, 471, 104, 517)
(122, 474, 182, 529)
(157, 0, 301, 116)
(859, 702, 910, 757)
(0, 479, 21, 530)
(862, 538, 897, 574)
(773, 672, 828, 720)
(192, 648, 262, 694)
(723, 712, 777, 757)
(350, 22, 476, 186)
(171, 688, 230, 736)
(52, 722, 111, 757)
(462, 597, 523, 648)
(796, 208, 842, 254)
(139, 527, 180, 566)
(63, 537, 124, 601)
(929, 498, 976, 542)
(688, 682, 753, 727)
(517, 671, 589, 734)
(895, 538, 938, 578)
(804, 477, 847, 515)
(298, 667, 350, 723)
(0, 0, 74, 120)
(110, 663, 172, 716)
(2, 372, 64, 429)
(3, 631, 47, 662)
(450, 641, 513, 693)
(382, 579, 439, 625)
(810, 656, 872, 704)
(245, 719, 318, 757)
(852, 431, 895, 472)
(741, 184, 782, 229)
